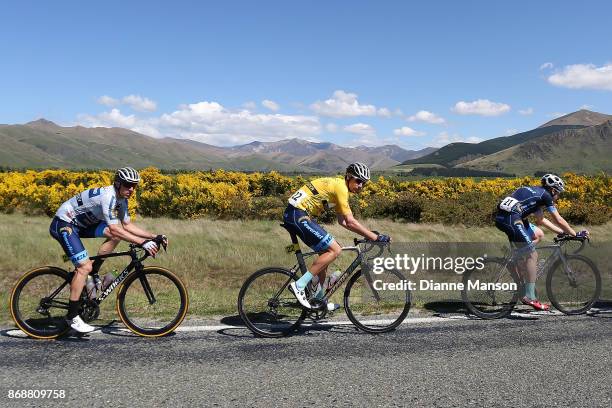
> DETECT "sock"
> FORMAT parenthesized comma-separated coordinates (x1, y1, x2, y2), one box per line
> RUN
(67, 300, 80, 319)
(296, 271, 313, 290)
(524, 283, 536, 300)
(314, 284, 325, 300)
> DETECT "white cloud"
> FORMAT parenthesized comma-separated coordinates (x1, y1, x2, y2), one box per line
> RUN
(96, 94, 157, 112)
(393, 126, 425, 137)
(262, 99, 280, 111)
(343, 123, 376, 137)
(310, 90, 389, 118)
(547, 63, 612, 91)
(78, 108, 162, 137)
(97, 95, 119, 107)
(242, 101, 257, 110)
(452, 99, 511, 116)
(325, 123, 339, 133)
(77, 101, 321, 146)
(505, 129, 518, 136)
(580, 104, 594, 110)
(432, 131, 482, 148)
(377, 107, 392, 117)
(518, 108, 534, 115)
(122, 95, 157, 112)
(407, 110, 446, 124)
(540, 62, 554, 70)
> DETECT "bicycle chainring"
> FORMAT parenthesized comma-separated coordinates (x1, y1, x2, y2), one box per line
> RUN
(80, 300, 100, 322)
(307, 299, 328, 320)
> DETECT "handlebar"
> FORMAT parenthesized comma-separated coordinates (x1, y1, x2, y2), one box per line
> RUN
(553, 233, 588, 243)
(130, 235, 168, 262)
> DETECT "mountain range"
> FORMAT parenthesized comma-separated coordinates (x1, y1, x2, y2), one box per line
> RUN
(402, 110, 612, 175)
(0, 120, 434, 172)
(0, 109, 610, 175)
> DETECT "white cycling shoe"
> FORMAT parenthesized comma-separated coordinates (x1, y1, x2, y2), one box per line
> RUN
(67, 315, 95, 333)
(289, 282, 312, 309)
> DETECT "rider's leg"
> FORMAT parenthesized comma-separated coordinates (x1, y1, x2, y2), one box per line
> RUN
(67, 258, 93, 321)
(99, 227, 121, 254)
(295, 242, 341, 290)
(523, 250, 538, 299)
(530, 224, 544, 245)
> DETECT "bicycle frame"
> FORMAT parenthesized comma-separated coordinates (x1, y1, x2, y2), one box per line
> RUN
(503, 239, 579, 287)
(91, 248, 145, 303)
(283, 224, 387, 304)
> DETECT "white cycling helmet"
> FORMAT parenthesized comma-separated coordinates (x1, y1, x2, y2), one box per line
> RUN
(346, 162, 371, 181)
(541, 173, 565, 193)
(115, 167, 141, 184)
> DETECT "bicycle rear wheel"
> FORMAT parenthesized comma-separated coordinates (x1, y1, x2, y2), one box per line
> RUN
(461, 258, 520, 319)
(546, 255, 601, 315)
(117, 267, 189, 337)
(344, 269, 410, 333)
(238, 267, 307, 338)
(10, 267, 71, 339)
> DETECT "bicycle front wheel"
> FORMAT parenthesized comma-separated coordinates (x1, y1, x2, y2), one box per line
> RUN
(238, 267, 307, 338)
(344, 269, 410, 333)
(117, 267, 189, 337)
(10, 266, 71, 339)
(546, 255, 601, 315)
(461, 258, 520, 319)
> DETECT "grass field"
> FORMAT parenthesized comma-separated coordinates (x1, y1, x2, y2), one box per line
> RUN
(1, 213, 610, 324)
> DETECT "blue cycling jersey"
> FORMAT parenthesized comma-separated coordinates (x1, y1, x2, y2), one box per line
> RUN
(499, 186, 557, 219)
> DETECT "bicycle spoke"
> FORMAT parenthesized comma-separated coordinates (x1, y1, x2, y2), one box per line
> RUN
(238, 268, 305, 337)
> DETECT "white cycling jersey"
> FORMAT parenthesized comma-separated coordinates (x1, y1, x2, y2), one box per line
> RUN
(55, 186, 130, 228)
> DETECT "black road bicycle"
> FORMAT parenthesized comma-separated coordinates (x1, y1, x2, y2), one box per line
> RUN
(10, 236, 189, 339)
(461, 234, 601, 319)
(237, 224, 411, 337)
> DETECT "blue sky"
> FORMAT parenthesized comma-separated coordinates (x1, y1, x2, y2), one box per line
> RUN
(1, 1, 611, 150)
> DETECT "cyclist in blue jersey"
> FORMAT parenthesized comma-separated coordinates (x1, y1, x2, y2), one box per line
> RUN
(495, 173, 589, 310)
(50, 167, 166, 333)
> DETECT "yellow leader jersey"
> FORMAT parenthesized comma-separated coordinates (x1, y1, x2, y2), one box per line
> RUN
(288, 177, 351, 216)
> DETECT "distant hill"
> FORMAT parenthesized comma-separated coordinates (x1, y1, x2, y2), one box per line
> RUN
(457, 120, 612, 174)
(537, 109, 612, 128)
(403, 110, 612, 167)
(0, 120, 434, 172)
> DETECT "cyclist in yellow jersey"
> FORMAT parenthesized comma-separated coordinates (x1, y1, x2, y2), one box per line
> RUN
(284, 162, 391, 309)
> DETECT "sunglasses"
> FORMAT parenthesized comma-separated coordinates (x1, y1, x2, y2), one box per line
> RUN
(121, 182, 138, 189)
(353, 177, 367, 186)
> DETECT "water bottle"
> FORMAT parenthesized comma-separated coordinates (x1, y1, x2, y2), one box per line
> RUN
(92, 273, 102, 293)
(328, 270, 342, 288)
(85, 276, 96, 300)
(101, 272, 115, 291)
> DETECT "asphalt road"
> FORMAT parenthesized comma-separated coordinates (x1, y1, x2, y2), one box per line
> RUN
(1, 311, 611, 408)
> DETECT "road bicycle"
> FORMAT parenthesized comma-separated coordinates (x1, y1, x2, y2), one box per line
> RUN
(237, 224, 411, 337)
(461, 234, 601, 319)
(10, 236, 189, 339)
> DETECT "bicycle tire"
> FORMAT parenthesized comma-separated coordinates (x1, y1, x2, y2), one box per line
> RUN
(343, 269, 410, 333)
(461, 258, 520, 319)
(238, 267, 307, 338)
(117, 266, 189, 337)
(546, 255, 601, 315)
(10, 266, 72, 339)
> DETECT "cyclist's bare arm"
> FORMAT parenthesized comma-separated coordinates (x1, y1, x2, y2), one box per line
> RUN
(121, 220, 156, 240)
(337, 213, 378, 241)
(534, 211, 564, 235)
(108, 222, 150, 245)
(547, 210, 577, 236)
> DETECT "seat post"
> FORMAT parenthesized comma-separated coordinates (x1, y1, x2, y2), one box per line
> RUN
(280, 224, 308, 275)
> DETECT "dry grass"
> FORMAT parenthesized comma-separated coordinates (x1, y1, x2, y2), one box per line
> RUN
(1, 213, 610, 323)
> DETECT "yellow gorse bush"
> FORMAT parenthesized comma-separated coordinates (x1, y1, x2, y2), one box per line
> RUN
(0, 168, 610, 224)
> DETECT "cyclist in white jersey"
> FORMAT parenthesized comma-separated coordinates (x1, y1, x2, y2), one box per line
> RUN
(50, 167, 166, 333)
